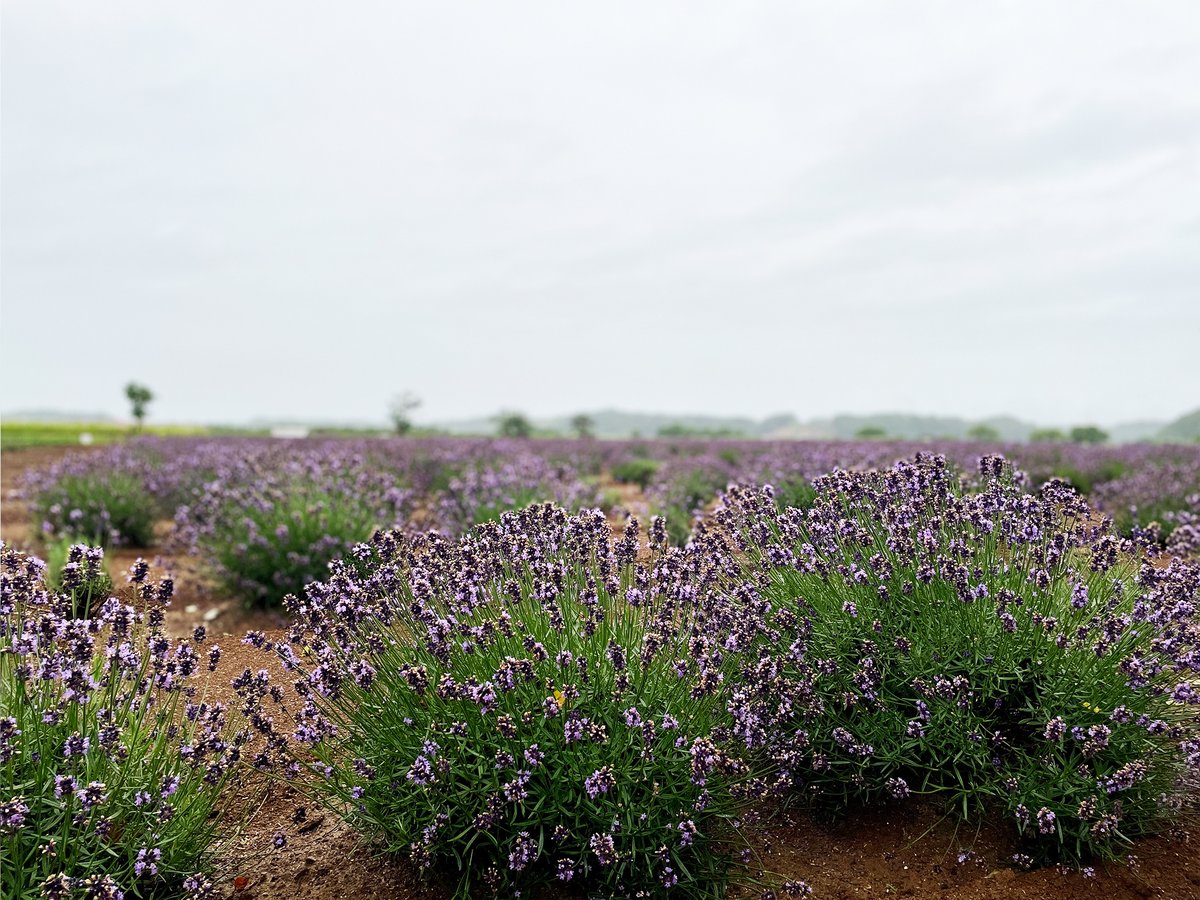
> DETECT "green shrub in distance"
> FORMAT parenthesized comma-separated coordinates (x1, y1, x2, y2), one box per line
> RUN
(611, 458, 661, 490)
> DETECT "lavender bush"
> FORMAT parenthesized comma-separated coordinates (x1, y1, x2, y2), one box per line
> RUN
(1164, 503, 1200, 558)
(246, 507, 777, 898)
(713, 455, 1200, 864)
(1093, 458, 1200, 552)
(174, 455, 412, 608)
(0, 543, 241, 899)
(434, 456, 602, 533)
(29, 470, 158, 549)
(650, 467, 730, 546)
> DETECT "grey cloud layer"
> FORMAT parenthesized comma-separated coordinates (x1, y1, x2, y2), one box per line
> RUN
(2, 1, 1198, 424)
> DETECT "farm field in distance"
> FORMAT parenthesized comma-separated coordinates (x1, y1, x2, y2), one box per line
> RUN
(2, 434, 1199, 900)
(0, 422, 222, 452)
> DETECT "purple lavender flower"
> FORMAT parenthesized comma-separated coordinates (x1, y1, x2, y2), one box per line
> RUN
(886, 777, 909, 800)
(53, 775, 77, 798)
(77, 781, 108, 810)
(563, 714, 587, 744)
(1037, 807, 1057, 835)
(134, 847, 161, 877)
(677, 818, 699, 846)
(62, 733, 90, 758)
(584, 766, 616, 799)
(508, 831, 537, 872)
(589, 832, 617, 867)
(782, 880, 813, 897)
(1044, 717, 1066, 741)
(0, 797, 29, 833)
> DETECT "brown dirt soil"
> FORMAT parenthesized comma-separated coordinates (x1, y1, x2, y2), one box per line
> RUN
(3, 445, 1199, 899)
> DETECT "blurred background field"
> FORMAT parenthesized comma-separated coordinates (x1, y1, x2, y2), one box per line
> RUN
(0, 421, 254, 450)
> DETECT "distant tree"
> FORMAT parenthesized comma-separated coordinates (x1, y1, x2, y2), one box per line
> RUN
(124, 383, 153, 430)
(1030, 428, 1066, 443)
(569, 414, 595, 439)
(855, 426, 887, 440)
(497, 412, 533, 439)
(389, 392, 422, 436)
(1069, 425, 1109, 445)
(966, 424, 1000, 441)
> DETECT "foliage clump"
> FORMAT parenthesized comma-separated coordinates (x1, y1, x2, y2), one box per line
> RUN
(611, 457, 661, 490)
(650, 466, 728, 547)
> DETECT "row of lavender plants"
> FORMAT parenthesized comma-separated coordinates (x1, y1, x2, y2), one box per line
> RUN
(21, 438, 615, 607)
(20, 437, 1200, 612)
(635, 439, 1200, 550)
(241, 455, 1200, 896)
(4, 452, 1200, 897)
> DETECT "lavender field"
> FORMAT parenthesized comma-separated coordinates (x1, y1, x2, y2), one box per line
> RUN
(9, 0, 1200, 894)
(3, 435, 1200, 899)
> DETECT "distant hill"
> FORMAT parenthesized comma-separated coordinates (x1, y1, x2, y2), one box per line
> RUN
(1157, 409, 1200, 443)
(433, 411, 1037, 441)
(1109, 420, 1168, 443)
(563, 409, 776, 438)
(431, 410, 1190, 443)
(434, 409, 785, 438)
(435, 411, 1050, 441)
(819, 414, 1031, 441)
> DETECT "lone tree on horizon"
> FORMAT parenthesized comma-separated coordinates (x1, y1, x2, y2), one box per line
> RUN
(124, 382, 153, 431)
(389, 391, 422, 436)
(570, 413, 595, 439)
(1030, 428, 1066, 442)
(967, 423, 1000, 441)
(497, 412, 533, 439)
(1069, 425, 1108, 445)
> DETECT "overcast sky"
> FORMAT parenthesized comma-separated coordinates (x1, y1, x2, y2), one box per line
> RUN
(2, 1, 1198, 427)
